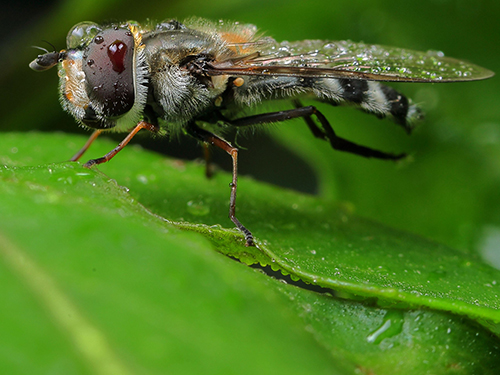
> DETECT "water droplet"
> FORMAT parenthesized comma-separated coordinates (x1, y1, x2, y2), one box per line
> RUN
(136, 174, 148, 184)
(427, 269, 447, 282)
(302, 303, 312, 313)
(366, 310, 404, 344)
(57, 176, 73, 185)
(186, 200, 210, 216)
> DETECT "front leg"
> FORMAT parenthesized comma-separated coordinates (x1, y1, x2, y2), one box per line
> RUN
(83, 121, 158, 167)
(70, 129, 103, 162)
(186, 122, 255, 247)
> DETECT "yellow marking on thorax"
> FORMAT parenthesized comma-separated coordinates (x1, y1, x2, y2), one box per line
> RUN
(220, 32, 255, 55)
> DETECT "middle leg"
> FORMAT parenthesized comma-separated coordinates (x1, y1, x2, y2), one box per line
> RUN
(186, 122, 255, 247)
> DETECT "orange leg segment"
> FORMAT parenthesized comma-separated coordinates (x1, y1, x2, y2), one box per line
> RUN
(83, 121, 158, 168)
(70, 129, 103, 162)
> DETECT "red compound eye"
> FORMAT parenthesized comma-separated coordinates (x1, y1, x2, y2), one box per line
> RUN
(107, 40, 127, 73)
(82, 27, 135, 125)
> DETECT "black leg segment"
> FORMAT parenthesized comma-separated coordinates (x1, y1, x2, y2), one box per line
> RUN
(228, 103, 406, 160)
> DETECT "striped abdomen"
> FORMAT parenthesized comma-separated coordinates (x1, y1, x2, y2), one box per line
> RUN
(230, 75, 423, 132)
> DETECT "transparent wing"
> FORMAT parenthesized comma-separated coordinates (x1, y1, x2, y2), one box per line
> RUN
(208, 39, 494, 82)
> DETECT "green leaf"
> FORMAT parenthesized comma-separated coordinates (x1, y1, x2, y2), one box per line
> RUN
(17, 132, 495, 324)
(0, 152, 344, 375)
(1, 132, 500, 374)
(276, 282, 500, 375)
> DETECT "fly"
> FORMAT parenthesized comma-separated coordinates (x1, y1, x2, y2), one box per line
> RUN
(29, 18, 494, 246)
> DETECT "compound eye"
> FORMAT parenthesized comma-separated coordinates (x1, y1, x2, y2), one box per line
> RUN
(66, 22, 101, 48)
(82, 27, 135, 120)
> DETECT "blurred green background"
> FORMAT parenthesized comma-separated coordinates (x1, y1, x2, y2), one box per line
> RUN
(1, 0, 499, 255)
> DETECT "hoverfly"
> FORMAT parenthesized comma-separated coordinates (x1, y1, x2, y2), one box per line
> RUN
(30, 18, 494, 246)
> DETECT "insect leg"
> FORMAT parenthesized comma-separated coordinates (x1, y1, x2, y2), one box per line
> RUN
(296, 101, 406, 160)
(83, 121, 158, 168)
(186, 123, 255, 247)
(229, 106, 405, 160)
(70, 129, 103, 161)
(202, 143, 214, 179)
(290, 100, 327, 141)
